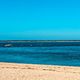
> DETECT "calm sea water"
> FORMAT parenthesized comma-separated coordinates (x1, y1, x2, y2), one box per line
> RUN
(0, 42, 80, 66)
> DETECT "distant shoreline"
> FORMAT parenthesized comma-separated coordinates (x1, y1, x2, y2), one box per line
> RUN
(0, 40, 80, 47)
(0, 40, 80, 42)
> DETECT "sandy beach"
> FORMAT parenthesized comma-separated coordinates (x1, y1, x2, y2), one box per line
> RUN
(0, 62, 80, 80)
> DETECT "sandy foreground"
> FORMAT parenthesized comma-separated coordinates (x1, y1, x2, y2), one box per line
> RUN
(0, 63, 80, 80)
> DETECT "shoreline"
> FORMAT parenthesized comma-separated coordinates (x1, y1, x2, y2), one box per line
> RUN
(0, 62, 80, 80)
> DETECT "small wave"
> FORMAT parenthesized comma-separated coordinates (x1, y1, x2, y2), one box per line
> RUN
(4, 44, 12, 47)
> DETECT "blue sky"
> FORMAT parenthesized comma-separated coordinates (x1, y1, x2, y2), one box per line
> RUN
(0, 0, 80, 40)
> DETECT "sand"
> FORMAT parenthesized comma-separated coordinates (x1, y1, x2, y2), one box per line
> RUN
(0, 62, 80, 80)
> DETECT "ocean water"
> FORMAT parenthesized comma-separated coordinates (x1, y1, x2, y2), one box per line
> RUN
(0, 42, 80, 66)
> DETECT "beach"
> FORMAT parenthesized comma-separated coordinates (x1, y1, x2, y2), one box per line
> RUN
(0, 62, 80, 80)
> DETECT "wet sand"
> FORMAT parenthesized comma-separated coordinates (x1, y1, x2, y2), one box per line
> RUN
(0, 62, 80, 80)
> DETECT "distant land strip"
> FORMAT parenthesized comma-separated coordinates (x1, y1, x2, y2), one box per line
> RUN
(0, 40, 80, 47)
(0, 40, 80, 42)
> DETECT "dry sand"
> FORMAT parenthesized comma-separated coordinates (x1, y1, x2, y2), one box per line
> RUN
(0, 62, 80, 80)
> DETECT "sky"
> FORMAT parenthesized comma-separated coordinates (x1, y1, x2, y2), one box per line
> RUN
(0, 0, 80, 40)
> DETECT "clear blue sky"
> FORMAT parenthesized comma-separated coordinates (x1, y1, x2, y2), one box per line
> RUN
(0, 0, 80, 40)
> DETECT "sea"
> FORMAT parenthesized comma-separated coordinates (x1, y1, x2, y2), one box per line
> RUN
(0, 41, 80, 66)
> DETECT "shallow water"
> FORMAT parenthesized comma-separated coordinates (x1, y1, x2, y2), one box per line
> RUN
(0, 45, 80, 66)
